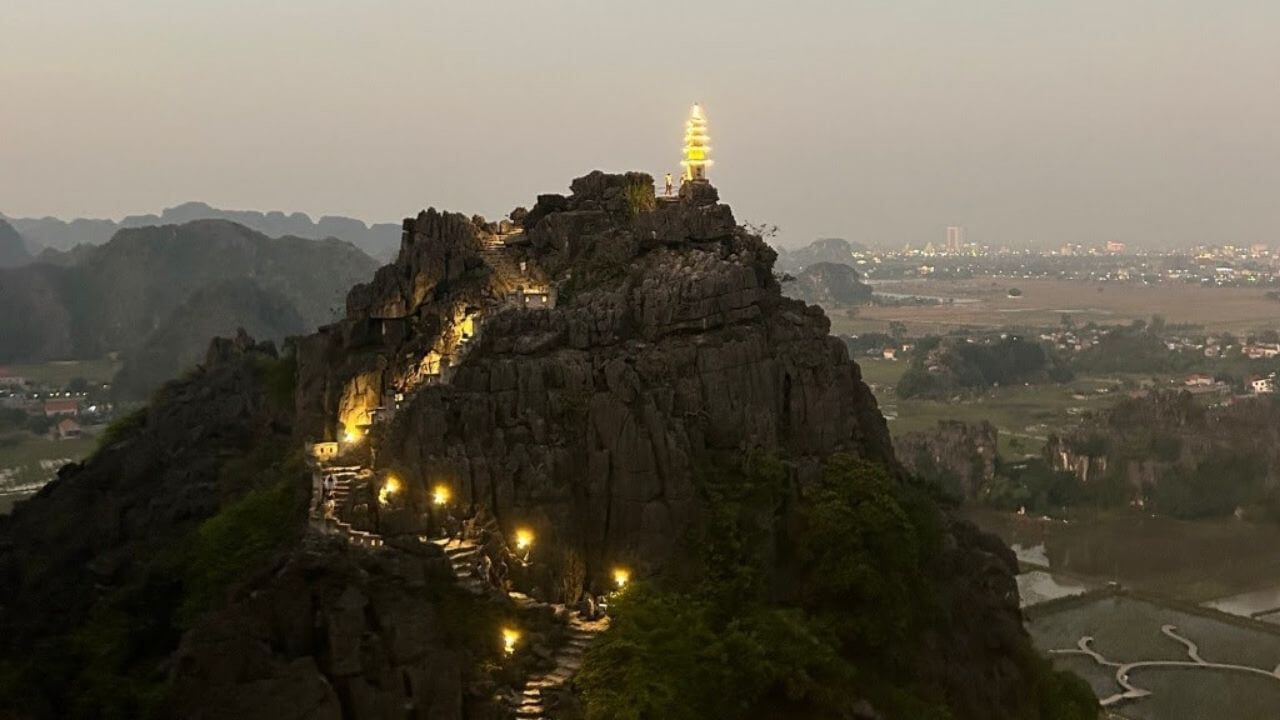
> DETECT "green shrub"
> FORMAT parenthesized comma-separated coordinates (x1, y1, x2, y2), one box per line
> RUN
(624, 182, 656, 218)
(577, 455, 952, 720)
(256, 352, 297, 408)
(91, 407, 148, 457)
(179, 475, 297, 622)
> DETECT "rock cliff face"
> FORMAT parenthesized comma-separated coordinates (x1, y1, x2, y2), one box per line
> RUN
(297, 171, 894, 600)
(895, 420, 998, 500)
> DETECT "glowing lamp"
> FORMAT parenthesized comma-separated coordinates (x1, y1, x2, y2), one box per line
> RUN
(514, 528, 534, 551)
(342, 427, 363, 444)
(432, 484, 451, 506)
(502, 627, 521, 656)
(378, 475, 401, 505)
(613, 567, 631, 589)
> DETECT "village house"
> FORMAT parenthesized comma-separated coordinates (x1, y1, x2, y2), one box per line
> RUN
(1249, 375, 1275, 395)
(1243, 343, 1280, 360)
(56, 417, 82, 439)
(1184, 373, 1214, 387)
(43, 398, 79, 417)
(882, 347, 898, 360)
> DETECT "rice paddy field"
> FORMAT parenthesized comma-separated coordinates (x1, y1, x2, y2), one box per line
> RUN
(1027, 593, 1280, 720)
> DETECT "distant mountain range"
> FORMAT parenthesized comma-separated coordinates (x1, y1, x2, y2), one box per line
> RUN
(0, 219, 380, 395)
(1, 201, 401, 261)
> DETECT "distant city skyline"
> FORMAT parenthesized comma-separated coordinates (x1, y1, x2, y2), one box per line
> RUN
(4, 1, 1279, 249)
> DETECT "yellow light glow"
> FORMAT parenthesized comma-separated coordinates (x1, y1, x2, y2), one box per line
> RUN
(514, 528, 534, 551)
(681, 103, 712, 181)
(432, 484, 451, 506)
(613, 567, 631, 589)
(502, 627, 521, 656)
(342, 427, 363, 444)
(378, 475, 401, 505)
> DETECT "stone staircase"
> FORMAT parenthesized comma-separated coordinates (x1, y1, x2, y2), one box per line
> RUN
(430, 537, 491, 595)
(311, 474, 609, 718)
(511, 609, 610, 719)
(309, 275, 609, 714)
(316, 466, 383, 547)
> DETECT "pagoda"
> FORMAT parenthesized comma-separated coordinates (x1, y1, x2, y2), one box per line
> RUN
(680, 103, 712, 182)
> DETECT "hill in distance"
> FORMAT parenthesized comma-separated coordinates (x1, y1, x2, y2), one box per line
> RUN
(2, 201, 401, 261)
(774, 236, 868, 274)
(0, 220, 380, 390)
(112, 278, 307, 398)
(784, 261, 874, 307)
(0, 218, 32, 268)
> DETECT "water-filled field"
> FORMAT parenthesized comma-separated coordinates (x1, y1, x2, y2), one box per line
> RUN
(1028, 594, 1280, 720)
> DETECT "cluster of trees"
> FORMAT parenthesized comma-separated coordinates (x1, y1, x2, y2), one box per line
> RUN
(0, 407, 56, 442)
(577, 455, 1096, 720)
(897, 336, 1072, 399)
(1071, 319, 1280, 391)
(1072, 319, 1198, 374)
(1016, 392, 1280, 522)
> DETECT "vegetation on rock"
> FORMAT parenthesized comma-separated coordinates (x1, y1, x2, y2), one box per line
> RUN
(579, 454, 1098, 720)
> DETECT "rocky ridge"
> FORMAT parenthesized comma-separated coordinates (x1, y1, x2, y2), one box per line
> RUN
(296, 171, 894, 604)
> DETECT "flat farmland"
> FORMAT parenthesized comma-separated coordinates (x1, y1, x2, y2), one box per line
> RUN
(832, 278, 1280, 336)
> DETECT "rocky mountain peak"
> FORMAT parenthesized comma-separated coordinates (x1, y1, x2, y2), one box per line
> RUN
(295, 170, 892, 603)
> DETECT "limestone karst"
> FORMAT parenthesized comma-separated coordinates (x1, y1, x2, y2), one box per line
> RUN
(0, 172, 1094, 720)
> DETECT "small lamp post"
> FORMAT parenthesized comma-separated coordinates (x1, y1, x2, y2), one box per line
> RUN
(502, 627, 520, 656)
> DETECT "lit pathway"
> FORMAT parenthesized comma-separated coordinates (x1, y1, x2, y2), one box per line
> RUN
(312, 484, 611, 718)
(429, 536, 491, 595)
(305, 236, 601, 715)
(507, 591, 610, 719)
(1050, 624, 1280, 707)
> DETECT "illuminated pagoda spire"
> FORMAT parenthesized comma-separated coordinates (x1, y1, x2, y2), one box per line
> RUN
(681, 103, 712, 182)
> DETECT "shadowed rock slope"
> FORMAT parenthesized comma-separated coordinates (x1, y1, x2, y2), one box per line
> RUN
(112, 278, 307, 398)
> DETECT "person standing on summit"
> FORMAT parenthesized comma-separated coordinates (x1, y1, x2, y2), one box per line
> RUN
(664, 172, 673, 196)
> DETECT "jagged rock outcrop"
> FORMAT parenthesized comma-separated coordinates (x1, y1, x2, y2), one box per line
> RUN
(168, 536, 471, 720)
(296, 171, 894, 603)
(895, 420, 998, 500)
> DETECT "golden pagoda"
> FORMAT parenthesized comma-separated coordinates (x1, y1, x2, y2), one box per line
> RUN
(681, 103, 712, 182)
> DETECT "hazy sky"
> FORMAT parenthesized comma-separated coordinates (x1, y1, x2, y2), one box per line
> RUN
(3, 1, 1279, 249)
